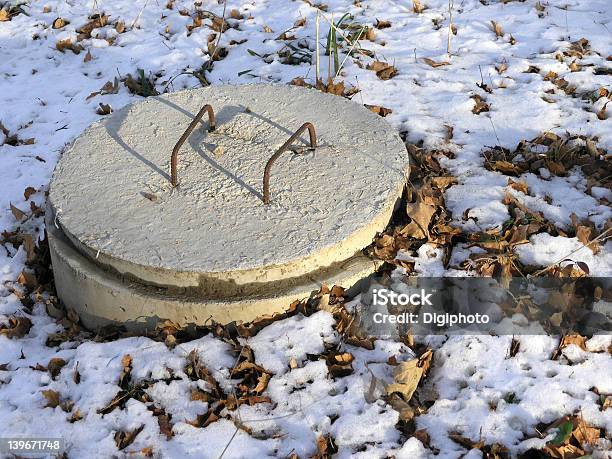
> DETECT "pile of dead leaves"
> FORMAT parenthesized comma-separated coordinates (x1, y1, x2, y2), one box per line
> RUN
(76, 13, 109, 39)
(97, 355, 153, 415)
(523, 415, 604, 458)
(369, 144, 459, 270)
(447, 433, 509, 458)
(290, 76, 359, 98)
(187, 345, 273, 429)
(3, 231, 56, 312)
(484, 132, 611, 185)
(317, 284, 377, 350)
(55, 13, 125, 54)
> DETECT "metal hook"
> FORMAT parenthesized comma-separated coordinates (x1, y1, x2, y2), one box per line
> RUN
(170, 103, 216, 187)
(262, 122, 317, 205)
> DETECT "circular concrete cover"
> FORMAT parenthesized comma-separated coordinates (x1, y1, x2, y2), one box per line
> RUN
(49, 84, 407, 293)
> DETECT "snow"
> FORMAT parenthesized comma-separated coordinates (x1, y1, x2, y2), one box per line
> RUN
(516, 234, 612, 275)
(247, 311, 338, 375)
(1, 0, 610, 457)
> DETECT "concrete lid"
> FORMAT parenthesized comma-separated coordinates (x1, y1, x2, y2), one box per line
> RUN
(49, 84, 408, 290)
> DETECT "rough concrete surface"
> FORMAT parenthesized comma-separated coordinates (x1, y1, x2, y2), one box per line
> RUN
(49, 84, 408, 291)
(47, 214, 382, 330)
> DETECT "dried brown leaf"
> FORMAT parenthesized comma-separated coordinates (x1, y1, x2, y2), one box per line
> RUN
(42, 389, 61, 408)
(10, 203, 26, 221)
(423, 57, 450, 68)
(114, 424, 144, 450)
(96, 103, 112, 115)
(404, 201, 437, 239)
(52, 17, 68, 29)
(230, 9, 243, 20)
(412, 0, 426, 14)
(48, 358, 67, 379)
(508, 178, 529, 194)
(0, 316, 32, 339)
(375, 19, 391, 29)
(471, 94, 490, 114)
(386, 359, 423, 401)
(367, 61, 398, 80)
(488, 160, 522, 176)
(364, 104, 392, 117)
(491, 20, 503, 38)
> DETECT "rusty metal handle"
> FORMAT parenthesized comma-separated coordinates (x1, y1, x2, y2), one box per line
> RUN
(262, 122, 317, 205)
(170, 104, 216, 187)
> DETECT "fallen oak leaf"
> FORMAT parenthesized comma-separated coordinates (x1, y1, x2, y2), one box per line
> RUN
(376, 65, 398, 80)
(386, 359, 422, 401)
(23, 186, 36, 200)
(69, 408, 83, 422)
(253, 372, 271, 394)
(551, 334, 587, 360)
(56, 38, 83, 54)
(490, 20, 504, 38)
(403, 200, 436, 239)
(96, 103, 112, 115)
(449, 433, 484, 450)
(48, 358, 67, 379)
(430, 176, 457, 190)
(229, 9, 243, 20)
(471, 94, 489, 114)
(0, 316, 32, 339)
(17, 271, 38, 289)
(42, 389, 61, 408)
(572, 417, 600, 446)
(375, 19, 391, 29)
(545, 160, 566, 176)
(114, 424, 145, 450)
(508, 178, 529, 194)
(10, 203, 27, 221)
(367, 61, 398, 80)
(242, 395, 273, 406)
(52, 17, 68, 29)
(488, 160, 522, 176)
(364, 104, 392, 117)
(412, 0, 426, 13)
(387, 393, 415, 422)
(157, 413, 173, 439)
(597, 100, 609, 120)
(576, 224, 599, 254)
(325, 352, 354, 378)
(423, 57, 450, 68)
(386, 350, 432, 401)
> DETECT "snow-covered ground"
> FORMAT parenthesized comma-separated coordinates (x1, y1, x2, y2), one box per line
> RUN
(1, 0, 611, 457)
